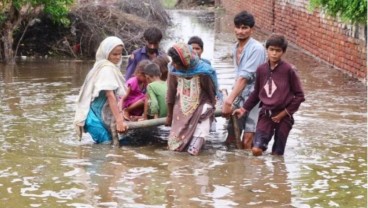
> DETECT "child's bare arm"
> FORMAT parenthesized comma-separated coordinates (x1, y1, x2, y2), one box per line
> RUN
(143, 94, 149, 120)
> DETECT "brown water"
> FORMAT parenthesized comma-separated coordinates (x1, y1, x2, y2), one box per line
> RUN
(0, 10, 366, 208)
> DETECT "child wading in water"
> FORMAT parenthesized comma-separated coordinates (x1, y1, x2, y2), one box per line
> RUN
(233, 34, 305, 156)
(120, 60, 151, 121)
(141, 63, 168, 119)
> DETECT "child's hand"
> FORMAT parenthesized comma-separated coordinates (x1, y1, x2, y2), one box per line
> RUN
(271, 110, 288, 123)
(232, 107, 246, 118)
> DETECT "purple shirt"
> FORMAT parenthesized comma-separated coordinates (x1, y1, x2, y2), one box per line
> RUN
(125, 47, 165, 80)
(243, 60, 305, 115)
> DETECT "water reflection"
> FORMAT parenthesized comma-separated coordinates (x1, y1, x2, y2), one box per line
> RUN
(0, 9, 366, 208)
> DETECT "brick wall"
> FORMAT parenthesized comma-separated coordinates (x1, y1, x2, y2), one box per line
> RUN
(218, 0, 367, 81)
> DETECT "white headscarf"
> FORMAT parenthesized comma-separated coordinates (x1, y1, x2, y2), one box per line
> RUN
(74, 36, 126, 133)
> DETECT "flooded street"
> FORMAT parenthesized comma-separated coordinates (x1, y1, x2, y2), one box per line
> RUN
(0, 10, 367, 208)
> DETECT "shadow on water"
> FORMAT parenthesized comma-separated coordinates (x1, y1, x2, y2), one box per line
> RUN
(0, 9, 366, 208)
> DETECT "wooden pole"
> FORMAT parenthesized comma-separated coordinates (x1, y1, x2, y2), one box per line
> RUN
(125, 107, 243, 149)
(127, 108, 223, 129)
(231, 115, 243, 149)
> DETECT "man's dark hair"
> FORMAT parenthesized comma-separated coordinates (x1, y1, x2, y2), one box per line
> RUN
(167, 47, 184, 67)
(143, 27, 163, 43)
(188, 36, 204, 49)
(143, 63, 161, 77)
(265, 33, 288, 52)
(234, 11, 255, 28)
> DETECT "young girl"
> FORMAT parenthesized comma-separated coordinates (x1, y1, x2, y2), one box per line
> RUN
(74, 36, 128, 145)
(120, 59, 151, 121)
(141, 63, 168, 120)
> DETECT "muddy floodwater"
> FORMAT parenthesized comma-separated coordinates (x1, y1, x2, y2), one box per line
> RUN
(0, 10, 366, 208)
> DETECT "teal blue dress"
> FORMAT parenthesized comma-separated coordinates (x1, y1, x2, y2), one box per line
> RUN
(84, 91, 111, 144)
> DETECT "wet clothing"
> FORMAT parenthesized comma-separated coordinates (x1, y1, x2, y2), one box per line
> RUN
(253, 109, 294, 155)
(243, 61, 305, 115)
(125, 47, 165, 80)
(167, 43, 218, 154)
(167, 74, 216, 152)
(227, 38, 266, 137)
(84, 91, 115, 143)
(147, 80, 168, 118)
(123, 76, 146, 116)
(74, 36, 126, 143)
(243, 60, 305, 155)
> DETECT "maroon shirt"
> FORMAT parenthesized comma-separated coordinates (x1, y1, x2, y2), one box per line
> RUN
(243, 60, 305, 115)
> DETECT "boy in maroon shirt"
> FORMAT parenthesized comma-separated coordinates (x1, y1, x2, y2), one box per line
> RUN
(233, 34, 305, 156)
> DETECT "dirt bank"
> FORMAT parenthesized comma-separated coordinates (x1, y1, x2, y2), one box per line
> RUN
(14, 0, 169, 59)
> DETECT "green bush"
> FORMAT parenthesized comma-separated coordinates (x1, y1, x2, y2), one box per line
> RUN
(309, 0, 367, 24)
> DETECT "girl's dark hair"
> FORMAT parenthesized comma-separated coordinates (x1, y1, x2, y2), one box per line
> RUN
(265, 33, 288, 52)
(188, 36, 204, 49)
(167, 47, 184, 67)
(134, 59, 152, 75)
(143, 27, 163, 43)
(153, 55, 170, 81)
(234, 11, 255, 28)
(142, 63, 161, 77)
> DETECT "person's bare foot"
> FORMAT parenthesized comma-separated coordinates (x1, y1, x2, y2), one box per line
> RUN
(122, 110, 130, 121)
(129, 115, 141, 121)
(252, 147, 263, 156)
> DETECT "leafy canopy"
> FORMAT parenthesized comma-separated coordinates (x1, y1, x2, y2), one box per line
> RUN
(1, 0, 74, 25)
(309, 0, 367, 24)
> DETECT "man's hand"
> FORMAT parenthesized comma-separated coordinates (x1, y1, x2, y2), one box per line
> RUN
(221, 98, 233, 118)
(232, 107, 247, 119)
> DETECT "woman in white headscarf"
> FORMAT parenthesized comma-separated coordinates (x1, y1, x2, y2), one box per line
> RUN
(74, 36, 128, 144)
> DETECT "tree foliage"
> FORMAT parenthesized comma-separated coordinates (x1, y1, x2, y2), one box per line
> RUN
(309, 0, 367, 24)
(1, 0, 73, 25)
(0, 0, 73, 63)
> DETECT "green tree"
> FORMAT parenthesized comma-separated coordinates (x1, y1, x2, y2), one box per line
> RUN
(0, 0, 73, 64)
(309, 0, 367, 24)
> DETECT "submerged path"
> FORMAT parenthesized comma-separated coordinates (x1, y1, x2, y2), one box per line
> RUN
(0, 9, 366, 208)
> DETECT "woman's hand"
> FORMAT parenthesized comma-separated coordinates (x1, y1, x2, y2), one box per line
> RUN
(232, 107, 247, 118)
(165, 114, 173, 126)
(116, 119, 128, 133)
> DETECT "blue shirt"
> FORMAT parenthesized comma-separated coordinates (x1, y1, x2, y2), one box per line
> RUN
(125, 47, 165, 80)
(233, 37, 266, 99)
